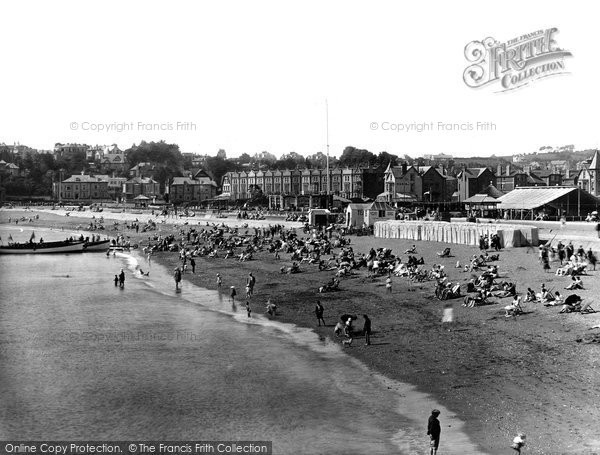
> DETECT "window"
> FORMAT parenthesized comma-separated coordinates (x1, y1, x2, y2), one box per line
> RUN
(378, 210, 386, 217)
(357, 210, 364, 215)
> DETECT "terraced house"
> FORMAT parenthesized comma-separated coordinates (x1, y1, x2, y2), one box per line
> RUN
(221, 167, 383, 205)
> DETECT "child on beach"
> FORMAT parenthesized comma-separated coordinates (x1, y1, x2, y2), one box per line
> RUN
(511, 433, 526, 454)
(315, 300, 325, 326)
(114, 275, 118, 286)
(246, 301, 251, 318)
(427, 409, 441, 455)
(266, 299, 277, 317)
(230, 286, 237, 303)
(385, 276, 392, 293)
(216, 273, 222, 288)
(174, 267, 182, 290)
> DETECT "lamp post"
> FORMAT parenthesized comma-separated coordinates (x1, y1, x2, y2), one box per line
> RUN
(58, 168, 65, 203)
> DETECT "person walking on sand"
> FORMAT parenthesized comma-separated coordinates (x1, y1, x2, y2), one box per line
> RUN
(174, 267, 182, 290)
(114, 275, 119, 287)
(363, 314, 372, 345)
(315, 300, 325, 326)
(247, 272, 256, 296)
(216, 273, 222, 288)
(190, 257, 196, 274)
(427, 409, 441, 455)
(118, 268, 125, 288)
(230, 285, 237, 303)
(385, 276, 392, 293)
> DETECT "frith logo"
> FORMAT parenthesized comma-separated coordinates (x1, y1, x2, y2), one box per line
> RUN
(463, 28, 572, 92)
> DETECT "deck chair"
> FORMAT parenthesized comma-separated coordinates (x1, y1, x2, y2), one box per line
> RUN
(437, 247, 451, 258)
(579, 300, 596, 313)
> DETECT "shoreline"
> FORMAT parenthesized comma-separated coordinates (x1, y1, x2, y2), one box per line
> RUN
(2, 207, 600, 454)
(125, 246, 482, 454)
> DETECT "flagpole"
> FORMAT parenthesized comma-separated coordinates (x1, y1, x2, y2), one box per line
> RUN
(326, 98, 330, 209)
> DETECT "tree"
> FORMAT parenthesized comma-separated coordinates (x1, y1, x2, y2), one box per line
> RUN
(204, 156, 236, 186)
(238, 153, 252, 164)
(124, 140, 184, 189)
(376, 151, 398, 168)
(217, 149, 227, 159)
(339, 146, 376, 167)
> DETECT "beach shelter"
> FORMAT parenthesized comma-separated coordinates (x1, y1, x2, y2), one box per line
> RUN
(308, 208, 335, 226)
(345, 203, 371, 227)
(497, 186, 600, 220)
(133, 194, 150, 208)
(364, 202, 396, 226)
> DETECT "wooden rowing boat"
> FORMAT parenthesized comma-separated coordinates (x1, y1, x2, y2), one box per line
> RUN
(0, 240, 86, 254)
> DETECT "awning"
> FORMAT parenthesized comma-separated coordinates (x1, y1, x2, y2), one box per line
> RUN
(496, 187, 576, 210)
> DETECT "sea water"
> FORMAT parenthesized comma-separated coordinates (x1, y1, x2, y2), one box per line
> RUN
(0, 225, 484, 454)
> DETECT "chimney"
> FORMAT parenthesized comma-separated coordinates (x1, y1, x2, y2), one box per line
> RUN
(565, 168, 570, 179)
(401, 162, 407, 174)
(497, 164, 502, 176)
(506, 163, 510, 175)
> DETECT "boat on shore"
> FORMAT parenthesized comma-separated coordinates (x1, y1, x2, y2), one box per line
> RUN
(0, 240, 86, 254)
(83, 239, 111, 252)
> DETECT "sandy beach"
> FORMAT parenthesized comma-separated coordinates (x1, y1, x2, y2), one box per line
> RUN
(2, 207, 599, 454)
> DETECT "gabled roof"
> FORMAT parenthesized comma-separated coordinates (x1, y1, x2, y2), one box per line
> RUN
(418, 166, 445, 178)
(526, 173, 546, 185)
(589, 149, 599, 170)
(369, 201, 395, 211)
(458, 167, 489, 179)
(390, 167, 405, 178)
(193, 168, 212, 179)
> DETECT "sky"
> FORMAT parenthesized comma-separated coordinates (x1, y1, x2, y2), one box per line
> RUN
(1, 0, 598, 159)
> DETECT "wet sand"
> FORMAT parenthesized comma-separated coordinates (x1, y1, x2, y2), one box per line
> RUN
(2, 207, 600, 454)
